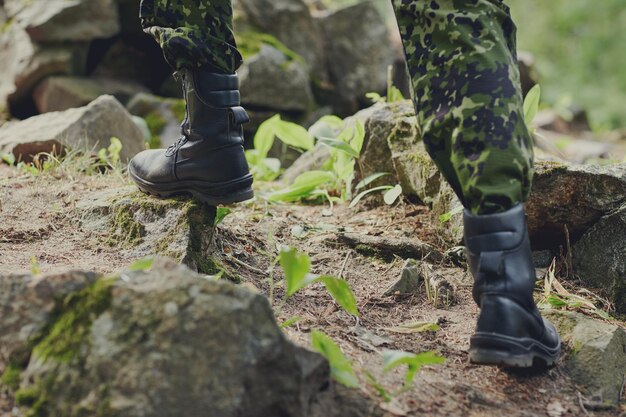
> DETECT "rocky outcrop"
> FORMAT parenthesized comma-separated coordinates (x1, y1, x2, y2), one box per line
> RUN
(0, 95, 145, 162)
(572, 204, 626, 314)
(548, 311, 626, 407)
(34, 76, 148, 113)
(126, 93, 185, 148)
(315, 1, 395, 113)
(0, 260, 330, 417)
(527, 162, 626, 248)
(76, 187, 228, 277)
(239, 45, 314, 112)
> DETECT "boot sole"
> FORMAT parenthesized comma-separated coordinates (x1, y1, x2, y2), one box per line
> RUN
(469, 333, 561, 369)
(129, 167, 254, 206)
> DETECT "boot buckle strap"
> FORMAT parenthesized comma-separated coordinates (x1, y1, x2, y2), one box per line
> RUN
(229, 106, 250, 125)
(478, 251, 504, 276)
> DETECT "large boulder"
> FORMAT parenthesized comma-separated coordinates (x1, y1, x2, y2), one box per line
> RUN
(0, 24, 85, 114)
(239, 45, 314, 112)
(0, 260, 330, 417)
(34, 76, 149, 113)
(316, 2, 395, 113)
(4, 0, 120, 43)
(236, 0, 326, 81)
(572, 204, 626, 314)
(0, 95, 145, 162)
(526, 162, 626, 248)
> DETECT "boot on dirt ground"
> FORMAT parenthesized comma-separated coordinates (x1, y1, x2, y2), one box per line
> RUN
(464, 204, 561, 368)
(129, 68, 254, 206)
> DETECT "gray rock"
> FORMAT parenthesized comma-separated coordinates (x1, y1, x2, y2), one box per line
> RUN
(6, 0, 120, 43)
(316, 2, 395, 112)
(0, 24, 85, 111)
(1, 260, 330, 417)
(34, 76, 149, 113)
(547, 311, 626, 407)
(76, 188, 225, 276)
(240, 45, 314, 112)
(572, 204, 626, 314)
(526, 161, 626, 248)
(0, 95, 145, 162)
(237, 0, 327, 81)
(126, 93, 186, 148)
(384, 259, 422, 296)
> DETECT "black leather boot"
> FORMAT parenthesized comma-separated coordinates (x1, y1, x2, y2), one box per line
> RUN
(465, 204, 560, 368)
(129, 68, 254, 205)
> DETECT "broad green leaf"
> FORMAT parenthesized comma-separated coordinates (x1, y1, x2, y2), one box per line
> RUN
(127, 258, 155, 271)
(383, 185, 403, 205)
(382, 350, 445, 386)
(267, 171, 334, 202)
(254, 115, 279, 158)
(309, 115, 344, 139)
(320, 276, 359, 316)
(547, 295, 567, 308)
(318, 137, 360, 158)
(355, 173, 390, 190)
(1, 152, 15, 165)
(279, 247, 315, 296)
(349, 185, 394, 208)
(387, 86, 405, 103)
(366, 92, 385, 104)
(215, 207, 232, 225)
(280, 316, 305, 328)
(524, 84, 541, 126)
(350, 120, 366, 154)
(273, 119, 315, 150)
(311, 330, 359, 388)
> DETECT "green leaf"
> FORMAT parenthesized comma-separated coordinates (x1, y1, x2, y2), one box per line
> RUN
(355, 173, 390, 190)
(279, 247, 316, 296)
(349, 120, 366, 155)
(311, 330, 359, 388)
(547, 295, 567, 308)
(383, 185, 403, 205)
(366, 92, 385, 104)
(382, 350, 445, 386)
(127, 258, 155, 271)
(309, 115, 344, 140)
(108, 137, 122, 166)
(349, 185, 394, 208)
(385, 321, 440, 334)
(524, 84, 541, 126)
(318, 137, 360, 158)
(280, 316, 305, 328)
(438, 205, 464, 224)
(267, 171, 335, 202)
(1, 152, 15, 165)
(387, 86, 405, 103)
(215, 207, 232, 225)
(254, 115, 279, 158)
(273, 118, 315, 150)
(319, 276, 359, 316)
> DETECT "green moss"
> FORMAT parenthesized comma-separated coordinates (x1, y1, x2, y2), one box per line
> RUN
(33, 277, 116, 363)
(15, 386, 41, 407)
(144, 112, 166, 149)
(106, 199, 148, 248)
(236, 31, 304, 64)
(1, 362, 22, 390)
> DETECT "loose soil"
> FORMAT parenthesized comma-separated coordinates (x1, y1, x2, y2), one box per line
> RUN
(1, 163, 624, 417)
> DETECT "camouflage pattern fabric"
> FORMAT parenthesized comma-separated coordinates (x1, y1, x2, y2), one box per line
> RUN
(391, 0, 534, 214)
(139, 0, 241, 73)
(140, 0, 532, 214)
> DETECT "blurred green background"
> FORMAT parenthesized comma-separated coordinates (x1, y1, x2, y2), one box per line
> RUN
(508, 0, 626, 130)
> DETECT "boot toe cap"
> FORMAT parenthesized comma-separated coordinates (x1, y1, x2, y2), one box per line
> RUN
(129, 149, 173, 184)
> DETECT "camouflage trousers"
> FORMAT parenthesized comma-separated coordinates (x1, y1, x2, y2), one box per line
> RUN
(140, 0, 533, 215)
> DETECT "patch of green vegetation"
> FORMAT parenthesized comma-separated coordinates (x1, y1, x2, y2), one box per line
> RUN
(1, 17, 14, 33)
(1, 362, 22, 390)
(107, 203, 146, 248)
(171, 100, 186, 122)
(15, 386, 41, 407)
(236, 31, 304, 66)
(33, 277, 116, 363)
(144, 111, 166, 149)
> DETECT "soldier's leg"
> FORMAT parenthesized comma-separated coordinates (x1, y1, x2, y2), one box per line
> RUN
(139, 0, 242, 73)
(129, 0, 253, 205)
(391, 0, 560, 369)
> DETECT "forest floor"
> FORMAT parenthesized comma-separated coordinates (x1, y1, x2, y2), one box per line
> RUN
(0, 162, 624, 417)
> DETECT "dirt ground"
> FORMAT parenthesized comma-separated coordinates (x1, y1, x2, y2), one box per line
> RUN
(1, 163, 624, 417)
